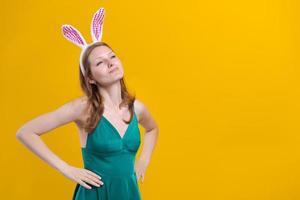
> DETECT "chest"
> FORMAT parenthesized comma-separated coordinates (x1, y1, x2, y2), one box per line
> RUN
(83, 112, 141, 153)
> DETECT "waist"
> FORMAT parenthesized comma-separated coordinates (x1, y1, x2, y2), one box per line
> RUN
(82, 148, 137, 177)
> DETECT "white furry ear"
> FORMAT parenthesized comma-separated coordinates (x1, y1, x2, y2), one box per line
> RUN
(61, 24, 87, 48)
(90, 8, 105, 42)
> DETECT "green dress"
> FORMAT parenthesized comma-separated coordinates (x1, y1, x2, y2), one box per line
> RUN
(72, 111, 142, 200)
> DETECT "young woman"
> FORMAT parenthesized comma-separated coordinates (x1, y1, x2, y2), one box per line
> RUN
(16, 41, 159, 200)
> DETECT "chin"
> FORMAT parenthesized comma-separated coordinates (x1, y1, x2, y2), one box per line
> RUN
(114, 70, 124, 78)
(117, 74, 124, 80)
(111, 73, 123, 80)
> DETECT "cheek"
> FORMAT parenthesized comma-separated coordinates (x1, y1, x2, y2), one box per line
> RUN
(116, 60, 122, 66)
(92, 66, 106, 75)
(92, 67, 112, 80)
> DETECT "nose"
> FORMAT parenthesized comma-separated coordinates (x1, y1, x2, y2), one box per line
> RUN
(104, 58, 114, 69)
(108, 62, 114, 68)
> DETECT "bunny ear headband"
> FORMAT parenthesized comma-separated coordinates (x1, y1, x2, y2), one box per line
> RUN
(61, 7, 105, 76)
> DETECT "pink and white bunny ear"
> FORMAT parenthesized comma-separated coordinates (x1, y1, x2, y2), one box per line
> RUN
(61, 7, 106, 76)
(61, 24, 87, 48)
(90, 8, 105, 42)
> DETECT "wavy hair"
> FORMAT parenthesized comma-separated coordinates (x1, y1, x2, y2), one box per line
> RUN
(79, 41, 136, 134)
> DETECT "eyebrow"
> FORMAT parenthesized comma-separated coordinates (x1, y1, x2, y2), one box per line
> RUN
(95, 51, 114, 60)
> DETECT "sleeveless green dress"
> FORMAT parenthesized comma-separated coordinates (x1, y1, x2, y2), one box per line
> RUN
(72, 111, 142, 200)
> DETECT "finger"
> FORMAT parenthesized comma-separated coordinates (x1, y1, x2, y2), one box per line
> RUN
(84, 173, 102, 184)
(84, 173, 103, 185)
(85, 169, 102, 180)
(135, 172, 138, 181)
(137, 173, 141, 181)
(141, 173, 144, 183)
(81, 176, 101, 187)
(78, 179, 92, 190)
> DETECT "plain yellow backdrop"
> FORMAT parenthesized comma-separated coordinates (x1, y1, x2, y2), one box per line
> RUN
(1, 0, 300, 199)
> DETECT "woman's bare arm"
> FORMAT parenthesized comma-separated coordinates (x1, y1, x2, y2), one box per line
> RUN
(16, 97, 85, 172)
(134, 99, 159, 182)
(16, 96, 104, 189)
(135, 99, 159, 164)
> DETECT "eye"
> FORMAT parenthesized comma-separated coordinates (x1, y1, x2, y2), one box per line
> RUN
(96, 61, 103, 66)
(96, 55, 116, 66)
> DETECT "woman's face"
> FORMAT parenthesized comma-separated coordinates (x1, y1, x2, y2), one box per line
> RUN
(88, 45, 124, 86)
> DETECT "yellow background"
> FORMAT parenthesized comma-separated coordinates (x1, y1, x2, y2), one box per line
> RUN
(1, 0, 300, 199)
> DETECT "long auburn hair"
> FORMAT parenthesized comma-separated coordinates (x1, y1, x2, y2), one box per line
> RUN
(79, 41, 136, 134)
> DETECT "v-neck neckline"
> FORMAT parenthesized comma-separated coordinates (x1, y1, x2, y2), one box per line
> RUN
(101, 111, 136, 140)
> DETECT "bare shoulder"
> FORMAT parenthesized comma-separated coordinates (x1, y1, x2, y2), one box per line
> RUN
(133, 98, 145, 121)
(134, 98, 158, 131)
(68, 95, 89, 125)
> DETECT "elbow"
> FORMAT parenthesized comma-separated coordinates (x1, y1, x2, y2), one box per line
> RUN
(152, 126, 159, 136)
(16, 130, 25, 141)
(16, 126, 30, 141)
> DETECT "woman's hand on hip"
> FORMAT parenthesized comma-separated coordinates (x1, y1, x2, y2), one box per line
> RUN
(134, 159, 149, 183)
(60, 165, 104, 189)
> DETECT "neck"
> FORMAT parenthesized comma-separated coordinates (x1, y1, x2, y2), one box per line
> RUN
(98, 81, 122, 110)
